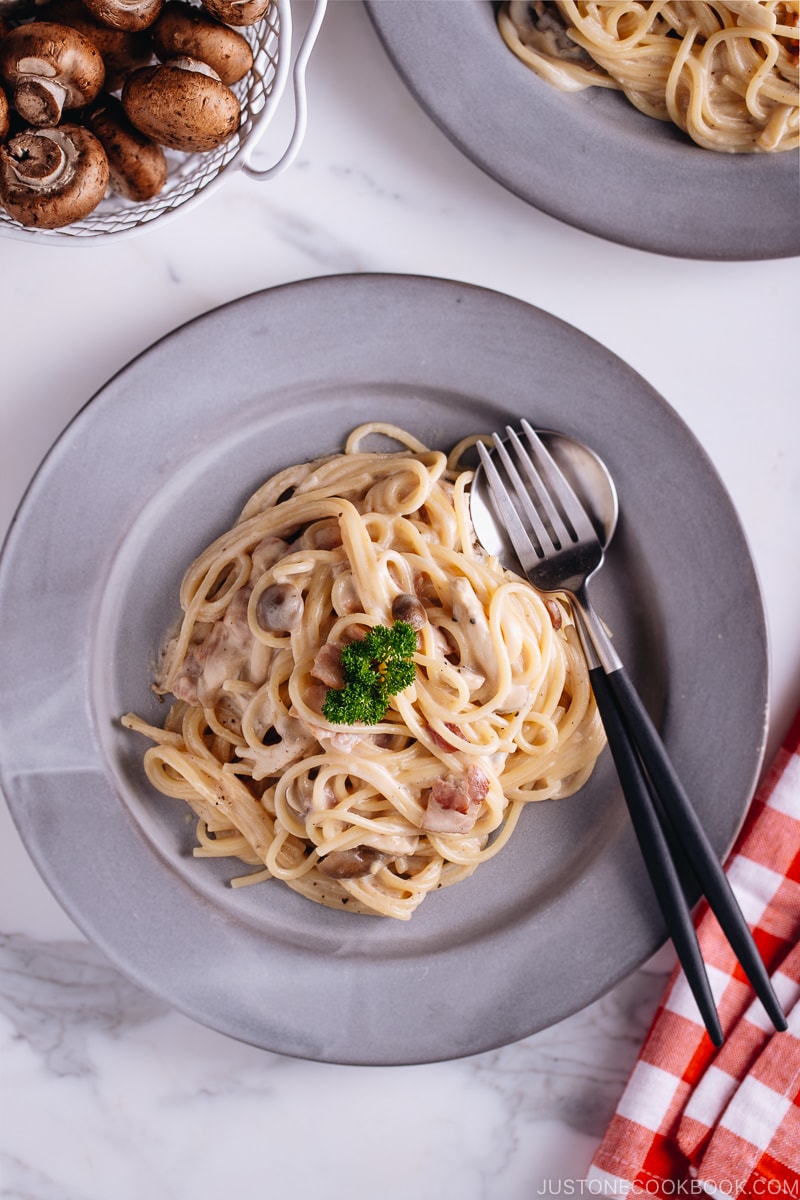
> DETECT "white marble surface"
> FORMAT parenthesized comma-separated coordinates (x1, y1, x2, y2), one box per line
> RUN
(1, 1, 798, 1194)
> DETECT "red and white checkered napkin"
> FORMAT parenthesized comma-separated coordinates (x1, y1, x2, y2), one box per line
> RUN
(588, 709, 800, 1196)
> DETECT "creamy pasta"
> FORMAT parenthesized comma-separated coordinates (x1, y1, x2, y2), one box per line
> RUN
(122, 424, 605, 919)
(498, 1, 799, 152)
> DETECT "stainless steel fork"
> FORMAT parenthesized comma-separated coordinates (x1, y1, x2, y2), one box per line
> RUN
(477, 420, 785, 1044)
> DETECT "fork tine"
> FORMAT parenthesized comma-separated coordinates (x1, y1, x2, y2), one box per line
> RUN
(518, 419, 599, 545)
(504, 425, 574, 551)
(489, 434, 557, 555)
(476, 440, 545, 574)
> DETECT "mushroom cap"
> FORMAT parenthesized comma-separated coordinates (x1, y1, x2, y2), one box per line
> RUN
(200, 0, 270, 28)
(0, 122, 109, 227)
(122, 59, 240, 152)
(85, 92, 166, 200)
(151, 1, 252, 85)
(40, 0, 154, 90)
(81, 0, 164, 33)
(0, 22, 105, 124)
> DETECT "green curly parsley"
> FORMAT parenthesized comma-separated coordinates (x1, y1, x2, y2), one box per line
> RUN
(322, 621, 417, 726)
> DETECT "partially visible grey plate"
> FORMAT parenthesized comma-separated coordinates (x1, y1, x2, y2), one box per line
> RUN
(0, 274, 768, 1064)
(365, 1, 800, 261)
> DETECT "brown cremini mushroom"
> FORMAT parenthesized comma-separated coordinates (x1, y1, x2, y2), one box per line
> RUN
(122, 56, 239, 151)
(151, 1, 252, 85)
(81, 0, 164, 33)
(41, 0, 154, 90)
(0, 123, 109, 227)
(84, 93, 166, 199)
(0, 22, 105, 126)
(255, 582, 304, 633)
(200, 0, 269, 27)
(316, 847, 388, 880)
(391, 592, 428, 631)
(0, 16, 8, 143)
(0, 85, 9, 142)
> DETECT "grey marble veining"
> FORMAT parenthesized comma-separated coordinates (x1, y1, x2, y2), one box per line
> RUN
(0, 934, 169, 1078)
(0, 931, 668, 1103)
(473, 964, 671, 1138)
(0, 929, 669, 1198)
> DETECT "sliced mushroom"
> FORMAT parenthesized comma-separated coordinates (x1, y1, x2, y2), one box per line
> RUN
(0, 22, 105, 126)
(41, 0, 154, 90)
(0, 123, 109, 227)
(200, 0, 270, 26)
(84, 93, 166, 199)
(316, 846, 388, 880)
(255, 581, 303, 633)
(151, 1, 252, 85)
(81, 0, 164, 33)
(391, 592, 428, 631)
(122, 56, 239, 151)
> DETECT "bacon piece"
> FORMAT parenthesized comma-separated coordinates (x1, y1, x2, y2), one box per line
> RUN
(427, 722, 462, 753)
(466, 764, 490, 804)
(310, 641, 345, 689)
(421, 765, 489, 834)
(170, 587, 253, 705)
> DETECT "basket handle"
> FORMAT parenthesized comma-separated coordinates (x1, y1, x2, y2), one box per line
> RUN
(240, 0, 328, 182)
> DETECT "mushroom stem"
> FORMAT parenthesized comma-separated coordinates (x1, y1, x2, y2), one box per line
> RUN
(5, 126, 72, 187)
(14, 76, 69, 126)
(168, 54, 218, 79)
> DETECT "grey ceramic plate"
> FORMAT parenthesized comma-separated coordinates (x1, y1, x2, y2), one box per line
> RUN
(0, 274, 768, 1064)
(365, 1, 800, 261)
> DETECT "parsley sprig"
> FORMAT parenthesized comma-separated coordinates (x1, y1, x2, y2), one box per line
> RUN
(322, 621, 417, 726)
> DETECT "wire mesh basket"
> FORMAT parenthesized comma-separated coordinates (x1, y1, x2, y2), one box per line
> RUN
(0, 0, 326, 243)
